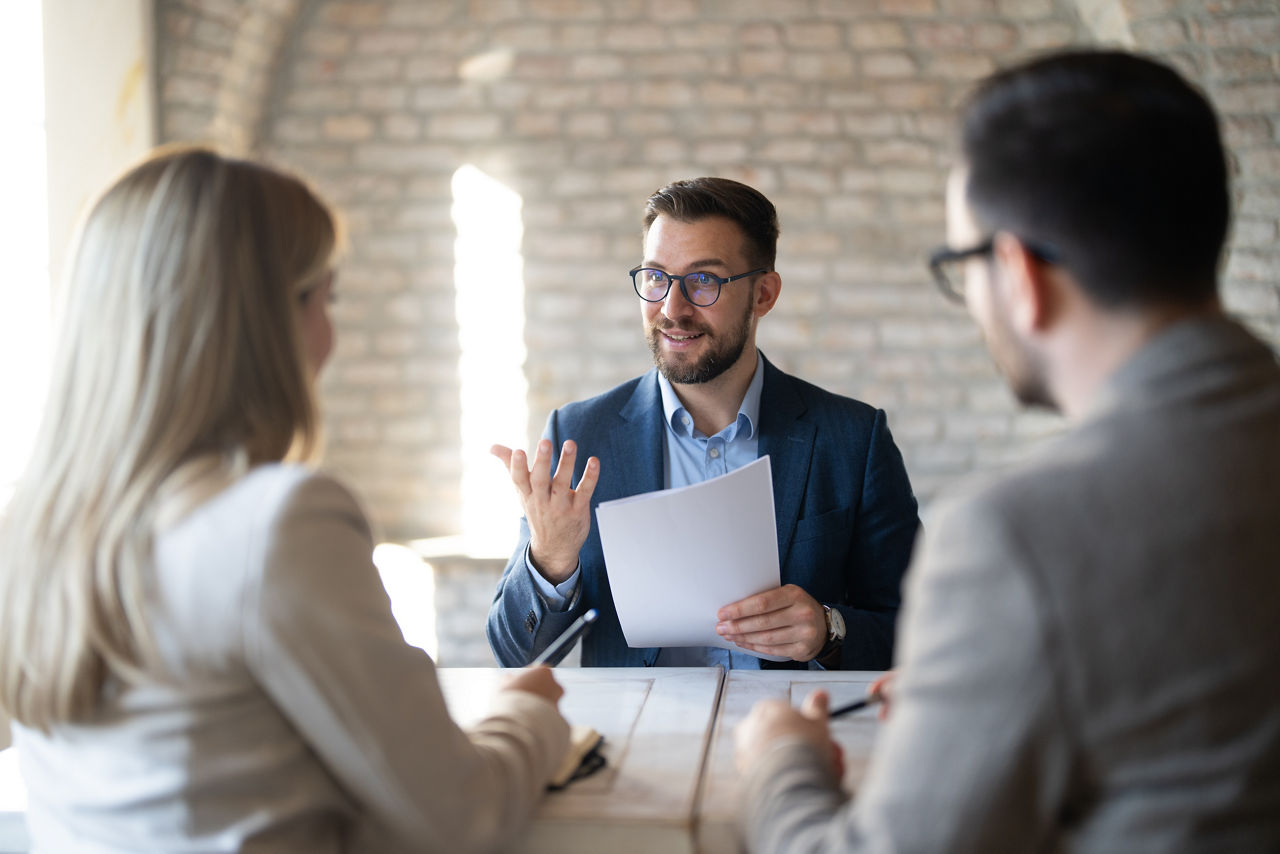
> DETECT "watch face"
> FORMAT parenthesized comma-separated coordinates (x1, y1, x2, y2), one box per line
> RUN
(829, 607, 847, 640)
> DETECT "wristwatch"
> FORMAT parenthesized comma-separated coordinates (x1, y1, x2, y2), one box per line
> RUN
(822, 604, 846, 643)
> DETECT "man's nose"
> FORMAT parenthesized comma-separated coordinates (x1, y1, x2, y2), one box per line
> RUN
(662, 279, 695, 320)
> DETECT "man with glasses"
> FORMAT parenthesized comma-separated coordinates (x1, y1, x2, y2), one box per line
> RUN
(488, 177, 920, 670)
(734, 50, 1280, 852)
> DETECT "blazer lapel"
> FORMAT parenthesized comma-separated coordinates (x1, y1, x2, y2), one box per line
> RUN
(605, 372, 665, 666)
(757, 356, 814, 569)
(607, 370, 666, 501)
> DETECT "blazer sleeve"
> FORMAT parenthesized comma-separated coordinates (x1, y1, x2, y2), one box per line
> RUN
(486, 410, 589, 666)
(245, 472, 570, 853)
(743, 490, 1074, 853)
(831, 408, 920, 670)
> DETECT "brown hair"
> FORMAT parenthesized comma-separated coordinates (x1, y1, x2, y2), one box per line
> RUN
(643, 177, 780, 270)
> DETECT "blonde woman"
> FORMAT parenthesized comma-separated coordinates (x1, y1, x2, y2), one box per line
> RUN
(0, 148, 569, 853)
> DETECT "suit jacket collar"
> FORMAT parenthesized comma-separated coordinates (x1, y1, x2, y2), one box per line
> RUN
(1087, 314, 1277, 423)
(611, 353, 815, 567)
(611, 370, 666, 501)
(757, 355, 814, 567)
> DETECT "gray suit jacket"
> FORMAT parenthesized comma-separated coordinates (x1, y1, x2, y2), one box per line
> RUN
(744, 316, 1280, 852)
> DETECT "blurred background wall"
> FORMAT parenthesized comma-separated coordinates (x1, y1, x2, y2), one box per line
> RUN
(61, 0, 1280, 662)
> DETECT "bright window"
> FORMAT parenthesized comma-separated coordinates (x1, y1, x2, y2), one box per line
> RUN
(0, 0, 51, 509)
(451, 164, 528, 557)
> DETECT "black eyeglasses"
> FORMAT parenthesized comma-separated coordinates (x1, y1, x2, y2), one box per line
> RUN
(630, 267, 767, 307)
(928, 238, 1059, 305)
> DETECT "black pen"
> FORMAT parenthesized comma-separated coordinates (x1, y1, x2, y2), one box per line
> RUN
(531, 608, 600, 666)
(829, 692, 884, 719)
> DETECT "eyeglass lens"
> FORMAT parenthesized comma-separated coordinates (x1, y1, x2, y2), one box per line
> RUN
(635, 269, 721, 306)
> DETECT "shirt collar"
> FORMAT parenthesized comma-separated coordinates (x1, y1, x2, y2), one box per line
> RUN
(657, 351, 764, 440)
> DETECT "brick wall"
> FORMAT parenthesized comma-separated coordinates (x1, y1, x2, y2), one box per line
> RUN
(155, 0, 1280, 662)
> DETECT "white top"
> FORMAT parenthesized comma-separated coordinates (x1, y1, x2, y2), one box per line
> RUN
(14, 464, 569, 853)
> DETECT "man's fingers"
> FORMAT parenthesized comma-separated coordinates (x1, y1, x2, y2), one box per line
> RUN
(801, 689, 830, 719)
(505, 448, 533, 496)
(718, 584, 802, 621)
(717, 601, 814, 638)
(501, 439, 599, 511)
(550, 443, 601, 503)
(870, 670, 897, 721)
(529, 438, 555, 489)
(736, 641, 800, 658)
(732, 635, 798, 655)
(722, 611, 824, 660)
(551, 440, 578, 493)
(575, 456, 601, 501)
(725, 637, 804, 659)
(721, 623, 790, 645)
(869, 670, 896, 701)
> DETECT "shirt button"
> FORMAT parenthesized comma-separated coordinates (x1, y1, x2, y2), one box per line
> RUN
(682, 415, 692, 427)
(709, 448, 720, 459)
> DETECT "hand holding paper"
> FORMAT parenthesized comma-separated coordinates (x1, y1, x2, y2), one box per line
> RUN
(595, 456, 785, 659)
(714, 583, 829, 662)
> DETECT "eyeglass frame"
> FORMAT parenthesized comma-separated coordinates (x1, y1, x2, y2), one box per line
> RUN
(928, 236, 1060, 305)
(630, 266, 768, 307)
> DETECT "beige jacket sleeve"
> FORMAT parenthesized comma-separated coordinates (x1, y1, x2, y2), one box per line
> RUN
(245, 472, 570, 854)
(741, 489, 1073, 853)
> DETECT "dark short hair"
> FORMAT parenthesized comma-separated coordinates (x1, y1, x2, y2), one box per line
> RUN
(643, 177, 780, 270)
(961, 50, 1229, 307)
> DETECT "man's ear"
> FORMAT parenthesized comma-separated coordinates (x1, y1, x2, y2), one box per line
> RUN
(753, 271, 782, 317)
(992, 232, 1054, 333)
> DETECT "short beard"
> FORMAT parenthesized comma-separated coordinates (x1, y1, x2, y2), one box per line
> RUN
(1008, 352, 1055, 410)
(983, 286, 1056, 411)
(647, 293, 753, 385)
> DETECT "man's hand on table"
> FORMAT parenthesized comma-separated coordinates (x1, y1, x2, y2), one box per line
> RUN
(492, 439, 599, 584)
(714, 584, 828, 661)
(734, 689, 844, 779)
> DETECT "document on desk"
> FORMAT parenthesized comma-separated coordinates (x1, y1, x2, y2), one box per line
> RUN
(596, 455, 783, 659)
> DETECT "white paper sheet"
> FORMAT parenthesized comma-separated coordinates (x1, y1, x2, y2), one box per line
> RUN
(596, 456, 783, 658)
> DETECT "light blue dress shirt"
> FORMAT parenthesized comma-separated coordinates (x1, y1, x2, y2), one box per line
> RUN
(526, 353, 767, 669)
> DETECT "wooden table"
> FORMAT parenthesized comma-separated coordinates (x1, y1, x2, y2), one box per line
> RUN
(0, 667, 884, 854)
(438, 667, 883, 854)
(438, 667, 723, 854)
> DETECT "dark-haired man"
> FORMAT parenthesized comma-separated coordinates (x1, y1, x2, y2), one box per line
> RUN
(487, 177, 920, 670)
(734, 50, 1280, 852)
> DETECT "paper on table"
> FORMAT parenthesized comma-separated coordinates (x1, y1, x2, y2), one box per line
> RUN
(596, 455, 784, 659)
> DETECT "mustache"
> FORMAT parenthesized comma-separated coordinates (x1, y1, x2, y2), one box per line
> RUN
(651, 317, 713, 336)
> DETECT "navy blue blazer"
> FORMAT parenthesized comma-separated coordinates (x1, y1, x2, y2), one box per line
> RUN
(486, 355, 920, 669)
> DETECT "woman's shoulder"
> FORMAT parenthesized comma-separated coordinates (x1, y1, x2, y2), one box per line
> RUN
(157, 464, 368, 575)
(150, 464, 372, 647)
(195, 463, 362, 522)
(245, 464, 372, 544)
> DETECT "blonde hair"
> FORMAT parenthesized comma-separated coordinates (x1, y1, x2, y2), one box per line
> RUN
(0, 147, 340, 729)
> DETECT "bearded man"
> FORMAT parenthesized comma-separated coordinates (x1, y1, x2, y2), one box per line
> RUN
(487, 177, 920, 670)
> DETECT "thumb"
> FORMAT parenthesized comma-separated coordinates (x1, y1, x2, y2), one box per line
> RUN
(801, 689, 830, 720)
